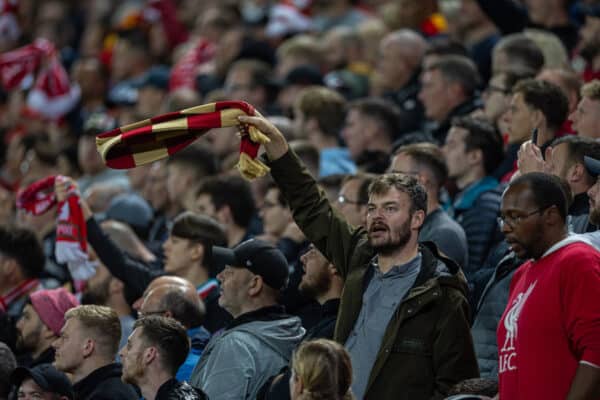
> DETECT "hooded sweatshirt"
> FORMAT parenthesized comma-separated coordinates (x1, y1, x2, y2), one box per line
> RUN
(190, 305, 305, 400)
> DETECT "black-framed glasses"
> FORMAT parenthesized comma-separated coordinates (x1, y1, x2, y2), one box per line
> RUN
(497, 208, 544, 229)
(337, 195, 362, 205)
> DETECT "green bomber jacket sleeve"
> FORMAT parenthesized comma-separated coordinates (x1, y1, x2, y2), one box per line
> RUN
(268, 149, 368, 280)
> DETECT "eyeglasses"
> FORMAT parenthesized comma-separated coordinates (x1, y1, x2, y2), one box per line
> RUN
(497, 208, 544, 229)
(138, 310, 167, 318)
(337, 195, 362, 205)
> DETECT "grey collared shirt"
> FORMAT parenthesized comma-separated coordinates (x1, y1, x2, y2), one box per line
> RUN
(345, 253, 422, 399)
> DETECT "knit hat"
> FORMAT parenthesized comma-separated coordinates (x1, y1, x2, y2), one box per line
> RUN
(212, 239, 289, 290)
(29, 288, 79, 336)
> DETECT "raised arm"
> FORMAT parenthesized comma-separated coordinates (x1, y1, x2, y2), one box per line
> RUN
(238, 115, 369, 279)
(55, 177, 161, 299)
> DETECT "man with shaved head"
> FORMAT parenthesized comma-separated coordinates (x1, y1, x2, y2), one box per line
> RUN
(138, 283, 210, 381)
(376, 29, 428, 132)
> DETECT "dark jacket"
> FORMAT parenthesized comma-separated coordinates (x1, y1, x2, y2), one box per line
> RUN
(73, 363, 137, 400)
(429, 97, 482, 144)
(18, 347, 55, 368)
(304, 299, 340, 341)
(156, 379, 208, 400)
(269, 150, 479, 400)
(471, 247, 522, 378)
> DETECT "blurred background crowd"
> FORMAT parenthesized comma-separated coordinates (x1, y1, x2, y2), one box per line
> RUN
(2, 0, 600, 399)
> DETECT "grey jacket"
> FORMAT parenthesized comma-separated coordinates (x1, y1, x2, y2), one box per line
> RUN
(471, 249, 520, 378)
(190, 306, 304, 400)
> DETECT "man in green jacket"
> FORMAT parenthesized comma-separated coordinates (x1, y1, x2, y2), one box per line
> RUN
(239, 114, 479, 400)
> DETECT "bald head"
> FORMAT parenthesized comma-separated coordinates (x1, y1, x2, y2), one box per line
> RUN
(141, 284, 205, 329)
(378, 29, 428, 91)
(133, 275, 196, 311)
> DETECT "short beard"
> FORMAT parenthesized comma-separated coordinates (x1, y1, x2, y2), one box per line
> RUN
(122, 354, 145, 385)
(368, 218, 412, 256)
(299, 269, 331, 301)
(16, 328, 40, 353)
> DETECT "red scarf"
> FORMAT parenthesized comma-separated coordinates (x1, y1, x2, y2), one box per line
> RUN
(96, 101, 271, 180)
(16, 176, 57, 216)
(0, 38, 54, 91)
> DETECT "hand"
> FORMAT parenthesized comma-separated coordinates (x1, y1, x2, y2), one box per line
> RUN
(238, 114, 289, 161)
(517, 140, 547, 174)
(55, 176, 93, 220)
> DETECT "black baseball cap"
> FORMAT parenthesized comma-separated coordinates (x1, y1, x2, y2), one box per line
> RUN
(11, 364, 74, 400)
(584, 156, 600, 178)
(212, 239, 289, 290)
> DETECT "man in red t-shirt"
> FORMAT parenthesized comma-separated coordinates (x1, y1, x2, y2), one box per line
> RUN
(497, 172, 600, 399)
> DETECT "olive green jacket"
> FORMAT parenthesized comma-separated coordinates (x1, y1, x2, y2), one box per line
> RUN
(269, 150, 479, 400)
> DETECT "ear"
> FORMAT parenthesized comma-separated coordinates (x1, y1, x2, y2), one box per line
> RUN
(467, 148, 483, 167)
(305, 117, 320, 134)
(531, 109, 545, 131)
(410, 209, 426, 231)
(82, 338, 96, 358)
(327, 263, 338, 277)
(143, 346, 158, 365)
(189, 242, 204, 263)
(216, 204, 233, 225)
(109, 278, 124, 293)
(163, 310, 173, 319)
(40, 324, 56, 341)
(247, 275, 263, 297)
(2, 258, 18, 278)
(568, 162, 585, 183)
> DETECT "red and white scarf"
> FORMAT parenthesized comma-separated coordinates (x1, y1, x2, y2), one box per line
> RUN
(96, 101, 271, 180)
(15, 176, 96, 284)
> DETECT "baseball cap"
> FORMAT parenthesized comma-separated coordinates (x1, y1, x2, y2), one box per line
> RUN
(29, 288, 79, 336)
(11, 364, 74, 400)
(584, 156, 600, 178)
(212, 239, 289, 290)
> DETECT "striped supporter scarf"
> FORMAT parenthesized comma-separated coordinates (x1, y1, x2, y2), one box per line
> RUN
(96, 101, 271, 180)
(16, 176, 96, 287)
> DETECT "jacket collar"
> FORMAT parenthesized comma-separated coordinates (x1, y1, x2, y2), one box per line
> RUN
(73, 363, 122, 396)
(225, 305, 289, 331)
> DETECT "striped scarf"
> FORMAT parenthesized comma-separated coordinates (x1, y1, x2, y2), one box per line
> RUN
(96, 101, 270, 180)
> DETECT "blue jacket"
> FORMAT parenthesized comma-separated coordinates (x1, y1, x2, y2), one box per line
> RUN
(176, 326, 211, 382)
(450, 177, 504, 284)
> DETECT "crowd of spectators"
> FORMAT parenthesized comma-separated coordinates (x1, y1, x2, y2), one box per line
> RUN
(2, 0, 600, 399)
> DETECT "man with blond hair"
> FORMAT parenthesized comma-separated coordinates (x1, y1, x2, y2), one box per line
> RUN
(570, 80, 600, 140)
(52, 305, 137, 400)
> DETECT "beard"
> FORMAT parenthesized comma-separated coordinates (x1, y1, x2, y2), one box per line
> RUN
(368, 218, 412, 255)
(16, 327, 40, 353)
(299, 267, 331, 300)
(122, 353, 145, 385)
